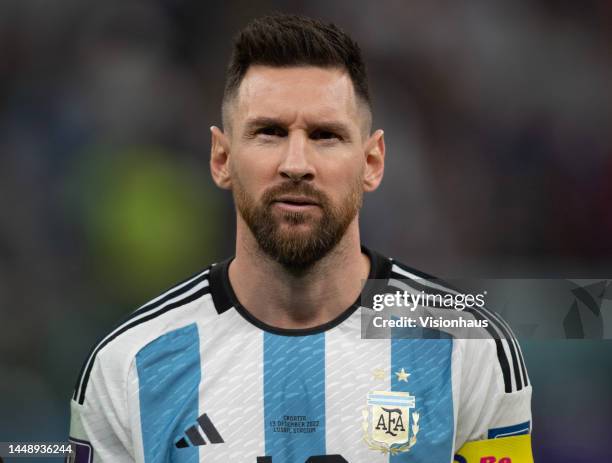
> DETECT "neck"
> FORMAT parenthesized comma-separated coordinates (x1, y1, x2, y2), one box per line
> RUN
(228, 220, 370, 329)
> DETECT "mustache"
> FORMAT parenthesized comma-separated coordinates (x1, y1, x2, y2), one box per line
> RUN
(262, 182, 328, 206)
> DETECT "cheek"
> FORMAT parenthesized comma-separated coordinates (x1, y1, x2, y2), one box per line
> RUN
(319, 158, 364, 194)
(231, 150, 278, 194)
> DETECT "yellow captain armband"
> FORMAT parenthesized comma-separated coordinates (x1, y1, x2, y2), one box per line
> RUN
(454, 434, 533, 463)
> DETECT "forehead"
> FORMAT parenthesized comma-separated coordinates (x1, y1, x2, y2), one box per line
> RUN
(234, 65, 360, 125)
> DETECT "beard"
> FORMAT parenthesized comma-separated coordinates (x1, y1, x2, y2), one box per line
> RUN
(233, 176, 363, 273)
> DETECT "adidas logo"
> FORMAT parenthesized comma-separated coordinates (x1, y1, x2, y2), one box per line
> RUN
(175, 413, 224, 448)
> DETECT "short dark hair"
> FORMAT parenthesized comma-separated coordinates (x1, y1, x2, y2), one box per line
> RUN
(222, 14, 371, 130)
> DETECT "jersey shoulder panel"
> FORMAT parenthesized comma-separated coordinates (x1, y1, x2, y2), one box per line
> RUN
(385, 256, 533, 450)
(386, 257, 530, 394)
(72, 264, 215, 407)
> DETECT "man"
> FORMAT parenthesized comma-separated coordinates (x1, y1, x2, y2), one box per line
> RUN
(68, 14, 533, 463)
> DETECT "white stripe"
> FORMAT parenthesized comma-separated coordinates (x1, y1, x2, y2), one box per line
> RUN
(389, 272, 505, 339)
(325, 309, 390, 463)
(198, 309, 265, 461)
(465, 309, 517, 391)
(127, 359, 145, 463)
(495, 426, 530, 438)
(391, 264, 460, 295)
(391, 265, 521, 349)
(481, 307, 526, 387)
(136, 268, 211, 310)
(450, 339, 461, 455)
(481, 306, 520, 343)
(501, 338, 517, 391)
(76, 270, 210, 400)
(482, 307, 527, 384)
(513, 335, 529, 386)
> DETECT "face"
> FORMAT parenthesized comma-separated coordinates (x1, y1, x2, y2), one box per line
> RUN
(211, 65, 384, 271)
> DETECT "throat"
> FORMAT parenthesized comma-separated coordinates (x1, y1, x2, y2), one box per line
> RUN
(228, 243, 370, 331)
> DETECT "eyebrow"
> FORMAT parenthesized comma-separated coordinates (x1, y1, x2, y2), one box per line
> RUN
(242, 116, 353, 139)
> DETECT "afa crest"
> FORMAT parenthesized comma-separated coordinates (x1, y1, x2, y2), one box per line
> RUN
(362, 390, 420, 455)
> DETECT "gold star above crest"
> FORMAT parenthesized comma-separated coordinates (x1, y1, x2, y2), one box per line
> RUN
(395, 368, 410, 382)
(372, 368, 386, 380)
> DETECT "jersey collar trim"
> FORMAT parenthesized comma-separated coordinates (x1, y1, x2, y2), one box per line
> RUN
(209, 245, 391, 336)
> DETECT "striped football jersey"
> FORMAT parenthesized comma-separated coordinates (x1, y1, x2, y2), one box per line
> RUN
(67, 246, 532, 463)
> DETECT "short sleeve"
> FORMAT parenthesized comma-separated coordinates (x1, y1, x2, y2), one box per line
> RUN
(67, 350, 134, 463)
(454, 337, 533, 455)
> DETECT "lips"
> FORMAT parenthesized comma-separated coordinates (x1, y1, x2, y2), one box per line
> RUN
(273, 195, 319, 206)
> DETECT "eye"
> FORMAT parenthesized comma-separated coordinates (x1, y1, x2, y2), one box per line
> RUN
(256, 126, 287, 137)
(310, 129, 341, 141)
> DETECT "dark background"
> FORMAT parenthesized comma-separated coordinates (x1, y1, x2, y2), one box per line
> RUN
(1, 0, 611, 461)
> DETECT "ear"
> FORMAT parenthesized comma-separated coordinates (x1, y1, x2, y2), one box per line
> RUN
(210, 125, 232, 190)
(363, 129, 385, 192)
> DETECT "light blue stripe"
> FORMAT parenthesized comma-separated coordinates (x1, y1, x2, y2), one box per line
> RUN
(368, 399, 414, 404)
(263, 333, 326, 462)
(368, 394, 412, 402)
(368, 402, 415, 409)
(368, 399, 416, 407)
(368, 395, 415, 403)
(136, 323, 200, 463)
(390, 328, 454, 462)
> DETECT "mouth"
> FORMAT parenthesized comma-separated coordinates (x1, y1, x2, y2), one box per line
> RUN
(272, 195, 320, 212)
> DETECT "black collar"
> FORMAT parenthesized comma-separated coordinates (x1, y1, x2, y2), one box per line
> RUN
(209, 245, 391, 336)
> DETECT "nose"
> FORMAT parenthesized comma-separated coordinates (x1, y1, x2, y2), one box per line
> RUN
(278, 131, 315, 182)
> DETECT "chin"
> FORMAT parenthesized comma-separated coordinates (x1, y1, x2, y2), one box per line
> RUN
(275, 228, 315, 243)
(275, 216, 319, 230)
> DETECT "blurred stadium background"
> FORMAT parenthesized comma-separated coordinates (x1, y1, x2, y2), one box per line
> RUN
(0, 0, 611, 461)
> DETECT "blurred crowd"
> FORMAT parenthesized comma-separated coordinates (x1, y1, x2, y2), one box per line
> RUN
(0, 0, 611, 460)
